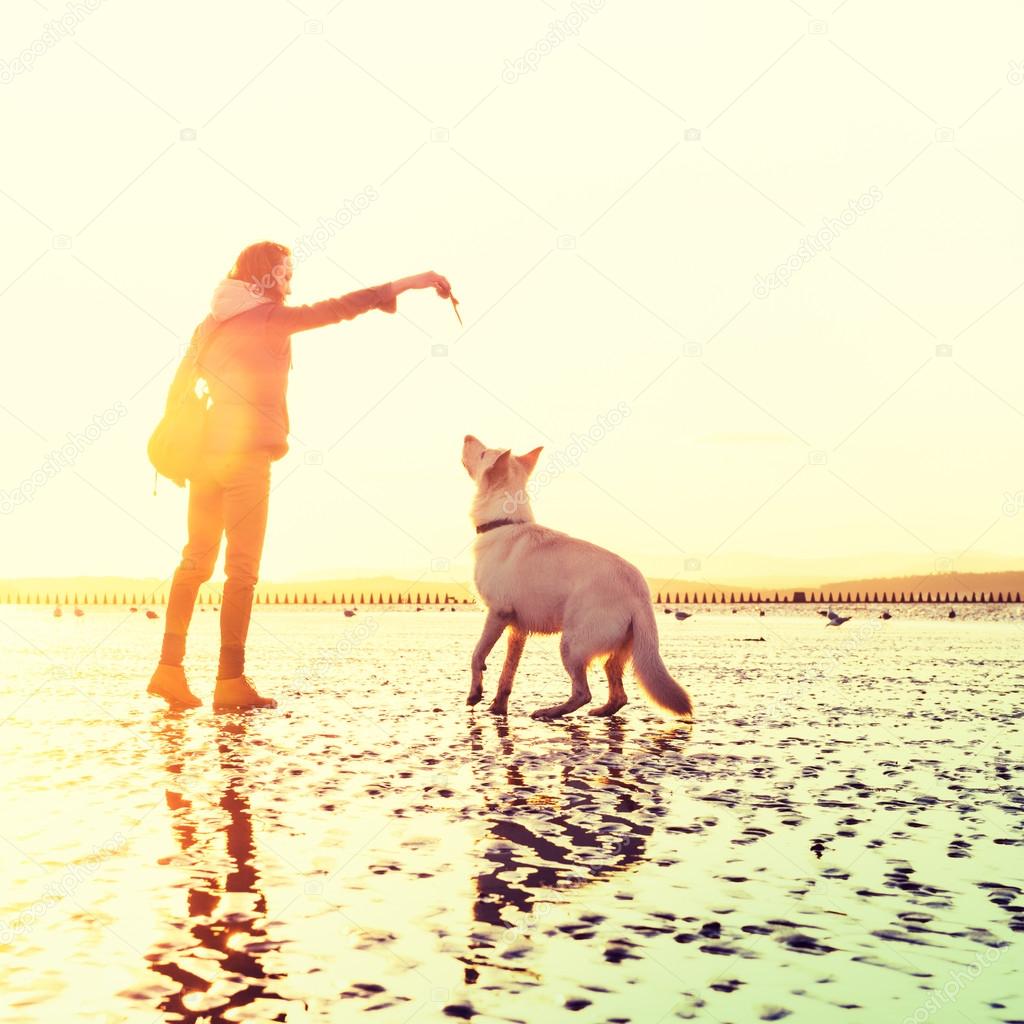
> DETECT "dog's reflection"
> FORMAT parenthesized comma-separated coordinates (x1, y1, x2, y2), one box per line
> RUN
(147, 713, 286, 1022)
(464, 716, 686, 972)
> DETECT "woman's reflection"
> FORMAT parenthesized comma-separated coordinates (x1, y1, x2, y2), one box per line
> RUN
(147, 713, 286, 1022)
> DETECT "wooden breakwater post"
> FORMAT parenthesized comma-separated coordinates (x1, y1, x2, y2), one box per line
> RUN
(649, 590, 1022, 605)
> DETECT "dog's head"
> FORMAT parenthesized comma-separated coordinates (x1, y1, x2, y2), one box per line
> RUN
(462, 435, 543, 498)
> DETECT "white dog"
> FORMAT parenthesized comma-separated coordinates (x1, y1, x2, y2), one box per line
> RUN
(461, 435, 694, 721)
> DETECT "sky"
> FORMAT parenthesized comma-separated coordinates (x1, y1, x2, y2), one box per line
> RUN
(1, 0, 1023, 590)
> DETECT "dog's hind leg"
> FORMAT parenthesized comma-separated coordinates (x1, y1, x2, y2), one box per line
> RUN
(468, 609, 511, 706)
(590, 641, 630, 717)
(531, 636, 592, 720)
(489, 628, 525, 716)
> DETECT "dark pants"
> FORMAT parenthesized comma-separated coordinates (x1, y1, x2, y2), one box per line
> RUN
(161, 452, 272, 679)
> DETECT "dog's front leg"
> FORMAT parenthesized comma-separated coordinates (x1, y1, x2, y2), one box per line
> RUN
(489, 628, 525, 716)
(468, 609, 511, 706)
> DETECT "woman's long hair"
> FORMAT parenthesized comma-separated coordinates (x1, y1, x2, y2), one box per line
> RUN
(228, 241, 292, 302)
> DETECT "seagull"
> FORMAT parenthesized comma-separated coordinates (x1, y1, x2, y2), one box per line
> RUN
(880, 611, 892, 620)
(675, 611, 691, 621)
(759, 610, 766, 617)
(343, 609, 356, 617)
(948, 609, 957, 619)
(663, 607, 673, 615)
(826, 610, 851, 626)
(129, 606, 138, 613)
(73, 607, 84, 617)
(53, 607, 62, 618)
(145, 609, 159, 620)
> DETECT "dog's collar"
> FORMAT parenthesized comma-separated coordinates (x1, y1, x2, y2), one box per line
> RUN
(475, 517, 523, 535)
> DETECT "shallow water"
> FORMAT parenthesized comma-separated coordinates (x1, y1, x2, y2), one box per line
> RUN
(0, 605, 1021, 1023)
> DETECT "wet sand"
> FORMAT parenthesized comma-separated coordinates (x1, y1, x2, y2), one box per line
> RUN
(0, 606, 1021, 1023)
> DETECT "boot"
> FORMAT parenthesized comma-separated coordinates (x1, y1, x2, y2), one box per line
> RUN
(213, 675, 277, 710)
(147, 664, 201, 709)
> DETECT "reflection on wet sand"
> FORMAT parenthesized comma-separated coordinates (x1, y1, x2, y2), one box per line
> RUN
(147, 714, 286, 1022)
(463, 717, 688, 981)
(4, 608, 1019, 1022)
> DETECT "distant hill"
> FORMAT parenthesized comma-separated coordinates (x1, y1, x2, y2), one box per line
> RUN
(649, 572, 1024, 601)
(812, 571, 1024, 600)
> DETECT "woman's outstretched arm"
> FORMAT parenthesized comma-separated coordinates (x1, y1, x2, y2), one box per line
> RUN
(269, 271, 452, 334)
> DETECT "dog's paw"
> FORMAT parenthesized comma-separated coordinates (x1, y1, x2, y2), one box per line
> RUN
(530, 707, 560, 721)
(466, 691, 483, 706)
(588, 702, 627, 717)
(487, 702, 507, 716)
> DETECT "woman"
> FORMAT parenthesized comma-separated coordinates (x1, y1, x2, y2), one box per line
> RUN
(147, 241, 452, 710)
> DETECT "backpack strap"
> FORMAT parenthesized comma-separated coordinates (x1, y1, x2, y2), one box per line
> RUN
(190, 317, 224, 373)
(175, 304, 274, 406)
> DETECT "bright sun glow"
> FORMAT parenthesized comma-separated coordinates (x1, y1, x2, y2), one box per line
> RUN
(1, 1, 1021, 593)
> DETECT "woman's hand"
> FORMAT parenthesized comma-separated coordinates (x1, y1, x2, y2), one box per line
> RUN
(393, 271, 452, 299)
(414, 271, 452, 298)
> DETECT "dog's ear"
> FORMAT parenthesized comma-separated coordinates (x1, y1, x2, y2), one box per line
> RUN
(517, 447, 543, 476)
(485, 449, 512, 482)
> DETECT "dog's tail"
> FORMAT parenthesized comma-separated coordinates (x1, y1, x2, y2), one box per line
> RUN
(630, 601, 694, 719)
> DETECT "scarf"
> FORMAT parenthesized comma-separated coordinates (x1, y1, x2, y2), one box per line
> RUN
(209, 278, 273, 321)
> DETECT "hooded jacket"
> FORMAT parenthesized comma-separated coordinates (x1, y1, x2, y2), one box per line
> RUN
(166, 280, 397, 461)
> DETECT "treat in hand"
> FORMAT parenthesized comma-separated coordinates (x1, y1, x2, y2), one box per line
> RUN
(426, 271, 452, 298)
